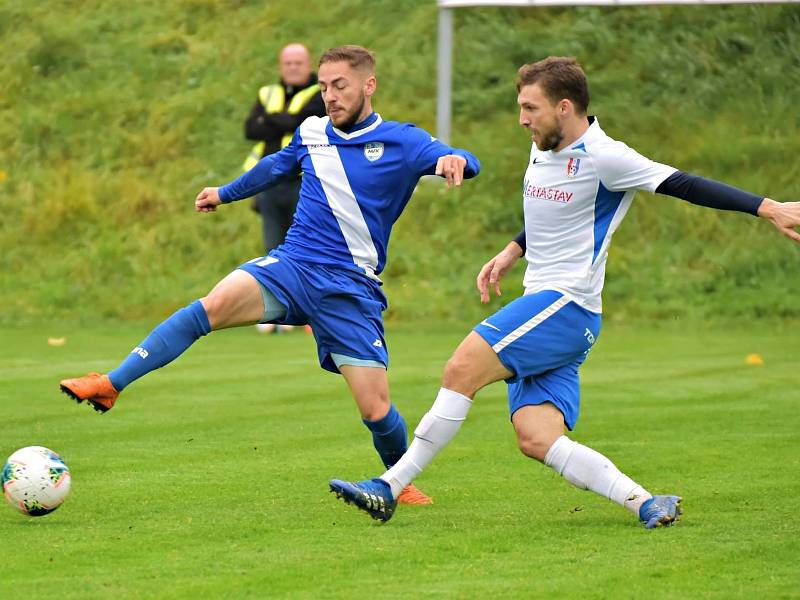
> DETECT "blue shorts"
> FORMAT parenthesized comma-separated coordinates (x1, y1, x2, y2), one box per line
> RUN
(473, 290, 601, 430)
(238, 251, 388, 374)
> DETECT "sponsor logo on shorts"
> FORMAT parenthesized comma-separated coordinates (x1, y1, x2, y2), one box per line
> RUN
(372, 339, 383, 347)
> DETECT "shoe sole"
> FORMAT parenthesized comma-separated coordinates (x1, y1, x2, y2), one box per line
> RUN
(329, 483, 390, 523)
(59, 385, 111, 414)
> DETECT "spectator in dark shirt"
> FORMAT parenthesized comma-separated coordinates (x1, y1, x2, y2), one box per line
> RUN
(243, 43, 326, 252)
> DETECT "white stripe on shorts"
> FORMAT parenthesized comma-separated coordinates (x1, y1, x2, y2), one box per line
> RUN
(491, 295, 570, 353)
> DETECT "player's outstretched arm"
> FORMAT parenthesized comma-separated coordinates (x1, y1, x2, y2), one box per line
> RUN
(477, 239, 524, 304)
(213, 137, 302, 205)
(195, 187, 221, 213)
(758, 198, 800, 243)
(654, 171, 799, 243)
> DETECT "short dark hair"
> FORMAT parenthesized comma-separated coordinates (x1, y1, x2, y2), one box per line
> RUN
(517, 57, 589, 114)
(319, 45, 376, 73)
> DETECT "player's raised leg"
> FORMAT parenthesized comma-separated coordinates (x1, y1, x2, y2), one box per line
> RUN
(330, 331, 510, 519)
(338, 364, 432, 505)
(59, 269, 267, 412)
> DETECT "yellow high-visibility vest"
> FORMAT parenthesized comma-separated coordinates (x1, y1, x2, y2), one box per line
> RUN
(242, 83, 320, 171)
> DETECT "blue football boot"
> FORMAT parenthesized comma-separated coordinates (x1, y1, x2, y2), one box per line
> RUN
(639, 495, 683, 529)
(329, 478, 397, 522)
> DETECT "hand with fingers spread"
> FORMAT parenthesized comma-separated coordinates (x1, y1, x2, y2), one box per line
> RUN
(195, 187, 221, 213)
(476, 241, 525, 304)
(758, 198, 800, 243)
(435, 154, 468, 187)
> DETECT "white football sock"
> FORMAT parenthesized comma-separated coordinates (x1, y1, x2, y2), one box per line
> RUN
(544, 435, 652, 514)
(381, 388, 473, 498)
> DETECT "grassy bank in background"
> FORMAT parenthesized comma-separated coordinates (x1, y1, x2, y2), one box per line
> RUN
(1, 1, 798, 325)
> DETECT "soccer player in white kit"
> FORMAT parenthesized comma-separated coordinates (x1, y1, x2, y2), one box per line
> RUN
(331, 57, 800, 528)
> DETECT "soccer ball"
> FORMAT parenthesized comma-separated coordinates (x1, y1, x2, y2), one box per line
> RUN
(2, 446, 71, 516)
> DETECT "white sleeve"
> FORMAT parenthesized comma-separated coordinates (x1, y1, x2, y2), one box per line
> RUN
(592, 140, 677, 193)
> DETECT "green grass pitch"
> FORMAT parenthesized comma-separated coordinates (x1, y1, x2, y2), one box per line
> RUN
(1, 322, 798, 598)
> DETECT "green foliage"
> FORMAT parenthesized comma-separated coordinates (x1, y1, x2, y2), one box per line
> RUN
(1, 324, 798, 596)
(1, 1, 798, 324)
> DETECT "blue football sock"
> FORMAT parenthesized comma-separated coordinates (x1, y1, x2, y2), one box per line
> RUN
(108, 300, 211, 391)
(363, 404, 408, 469)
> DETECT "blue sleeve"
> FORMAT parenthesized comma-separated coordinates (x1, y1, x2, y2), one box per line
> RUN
(219, 134, 302, 203)
(513, 229, 526, 253)
(403, 126, 480, 179)
(655, 170, 763, 216)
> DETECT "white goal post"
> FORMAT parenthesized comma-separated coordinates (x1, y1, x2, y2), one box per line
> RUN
(436, 0, 800, 143)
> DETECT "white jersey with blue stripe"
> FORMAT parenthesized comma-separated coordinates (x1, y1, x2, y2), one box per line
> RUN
(219, 112, 480, 280)
(522, 118, 675, 312)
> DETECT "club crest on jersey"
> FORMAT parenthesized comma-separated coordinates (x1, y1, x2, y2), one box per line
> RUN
(364, 142, 384, 162)
(566, 157, 581, 178)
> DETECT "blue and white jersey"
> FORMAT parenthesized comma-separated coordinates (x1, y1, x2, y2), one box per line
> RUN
(522, 117, 676, 313)
(220, 112, 480, 280)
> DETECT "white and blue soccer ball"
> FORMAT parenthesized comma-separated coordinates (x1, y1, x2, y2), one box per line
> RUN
(2, 446, 71, 516)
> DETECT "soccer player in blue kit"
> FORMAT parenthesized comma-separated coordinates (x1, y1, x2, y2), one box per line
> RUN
(59, 45, 480, 505)
(331, 57, 800, 527)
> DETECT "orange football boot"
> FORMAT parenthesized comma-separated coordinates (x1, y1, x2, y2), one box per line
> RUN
(396, 484, 433, 505)
(59, 372, 119, 413)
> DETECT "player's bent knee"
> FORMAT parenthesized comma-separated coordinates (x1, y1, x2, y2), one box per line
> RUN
(200, 293, 243, 330)
(359, 398, 391, 422)
(442, 354, 465, 381)
(199, 270, 264, 330)
(516, 435, 550, 462)
(442, 334, 511, 397)
(200, 287, 263, 331)
(199, 295, 225, 329)
(442, 354, 480, 396)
